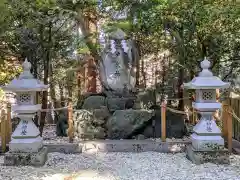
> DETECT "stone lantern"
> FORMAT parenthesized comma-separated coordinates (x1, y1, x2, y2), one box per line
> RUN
(1, 58, 49, 166)
(184, 58, 230, 164)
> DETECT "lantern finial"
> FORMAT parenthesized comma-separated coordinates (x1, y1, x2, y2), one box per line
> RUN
(22, 58, 31, 71)
(201, 57, 210, 69)
(199, 57, 213, 77)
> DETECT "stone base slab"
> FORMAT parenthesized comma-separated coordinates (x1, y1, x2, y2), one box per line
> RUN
(4, 146, 48, 166)
(186, 144, 230, 165)
(46, 143, 83, 153)
(1, 140, 191, 154)
(44, 140, 190, 154)
(85, 141, 188, 153)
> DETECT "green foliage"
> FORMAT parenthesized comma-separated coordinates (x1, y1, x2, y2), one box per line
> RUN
(108, 0, 239, 76)
(0, 61, 22, 101)
(0, 61, 22, 85)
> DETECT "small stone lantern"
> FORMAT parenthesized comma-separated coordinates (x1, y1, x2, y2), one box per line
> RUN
(184, 58, 230, 164)
(1, 59, 49, 166)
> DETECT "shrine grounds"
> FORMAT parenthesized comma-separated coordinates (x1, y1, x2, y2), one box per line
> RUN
(0, 125, 239, 180)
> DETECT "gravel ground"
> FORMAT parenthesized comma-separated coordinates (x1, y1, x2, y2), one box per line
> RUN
(0, 152, 240, 180)
(42, 125, 69, 144)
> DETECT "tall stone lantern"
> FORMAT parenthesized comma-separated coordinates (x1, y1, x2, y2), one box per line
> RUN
(2, 59, 49, 166)
(184, 58, 230, 164)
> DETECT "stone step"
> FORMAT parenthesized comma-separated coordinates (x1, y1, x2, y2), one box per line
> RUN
(233, 147, 240, 154)
(232, 139, 240, 155)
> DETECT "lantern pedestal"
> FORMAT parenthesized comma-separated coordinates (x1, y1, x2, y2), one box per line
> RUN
(8, 111, 43, 153)
(4, 117, 47, 167)
(186, 145, 230, 165)
(4, 146, 48, 166)
(191, 133, 224, 151)
(191, 113, 224, 151)
(9, 136, 43, 153)
(186, 114, 229, 165)
(4, 112, 47, 166)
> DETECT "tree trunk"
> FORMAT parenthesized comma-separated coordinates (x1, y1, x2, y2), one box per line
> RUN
(49, 63, 57, 123)
(171, 28, 185, 111)
(77, 70, 81, 97)
(135, 41, 141, 87)
(86, 17, 97, 93)
(76, 11, 100, 92)
(39, 22, 52, 136)
(59, 82, 65, 107)
(67, 82, 73, 101)
(177, 67, 184, 110)
(86, 56, 97, 92)
(50, 78, 58, 108)
(140, 57, 147, 88)
(40, 74, 48, 135)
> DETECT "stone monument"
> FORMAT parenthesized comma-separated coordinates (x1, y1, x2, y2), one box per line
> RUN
(184, 58, 230, 164)
(100, 28, 137, 96)
(2, 58, 49, 166)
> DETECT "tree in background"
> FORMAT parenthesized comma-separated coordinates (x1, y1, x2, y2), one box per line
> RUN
(104, 0, 239, 109)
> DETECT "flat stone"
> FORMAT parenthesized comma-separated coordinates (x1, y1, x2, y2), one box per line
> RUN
(186, 144, 230, 165)
(46, 143, 83, 153)
(156, 142, 189, 153)
(80, 140, 189, 153)
(233, 139, 240, 154)
(4, 146, 48, 166)
(191, 133, 224, 151)
(93, 141, 156, 152)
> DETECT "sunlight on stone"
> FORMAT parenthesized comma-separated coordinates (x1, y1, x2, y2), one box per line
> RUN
(170, 144, 181, 153)
(42, 170, 115, 180)
(42, 174, 67, 180)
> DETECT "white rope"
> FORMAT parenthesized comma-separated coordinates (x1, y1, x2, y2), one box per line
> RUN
(228, 109, 240, 123)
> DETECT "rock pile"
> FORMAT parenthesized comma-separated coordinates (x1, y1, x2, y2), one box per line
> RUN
(70, 90, 187, 140)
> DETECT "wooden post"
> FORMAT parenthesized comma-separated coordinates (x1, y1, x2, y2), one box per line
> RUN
(6, 103, 12, 144)
(227, 107, 233, 152)
(68, 100, 74, 143)
(213, 89, 220, 121)
(161, 102, 166, 142)
(37, 110, 41, 128)
(1, 109, 6, 153)
(221, 101, 228, 140)
(191, 93, 196, 124)
(192, 109, 196, 124)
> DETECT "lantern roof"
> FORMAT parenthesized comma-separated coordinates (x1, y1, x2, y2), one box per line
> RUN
(184, 58, 230, 89)
(1, 58, 49, 92)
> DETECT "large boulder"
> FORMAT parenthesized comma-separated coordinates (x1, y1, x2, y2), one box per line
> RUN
(76, 92, 107, 109)
(56, 110, 68, 137)
(106, 109, 154, 139)
(134, 89, 156, 109)
(167, 110, 186, 138)
(82, 95, 106, 109)
(142, 107, 187, 139)
(73, 106, 110, 139)
(106, 97, 135, 112)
